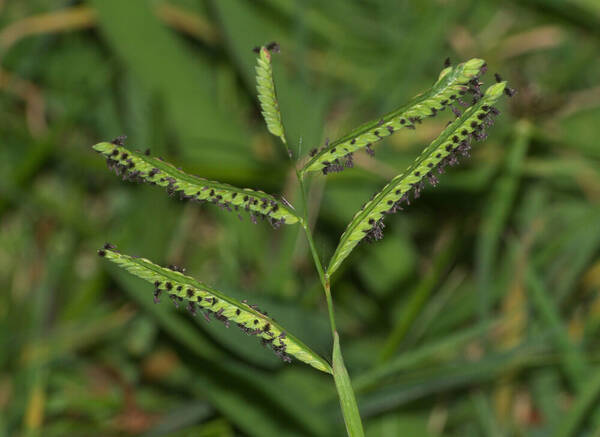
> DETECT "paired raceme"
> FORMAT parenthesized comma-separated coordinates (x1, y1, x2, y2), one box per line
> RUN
(255, 42, 288, 149)
(327, 81, 507, 276)
(92, 141, 301, 228)
(301, 58, 488, 176)
(97, 244, 332, 374)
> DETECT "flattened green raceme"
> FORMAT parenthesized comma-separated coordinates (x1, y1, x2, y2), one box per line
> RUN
(301, 58, 488, 176)
(255, 45, 287, 146)
(327, 82, 507, 276)
(98, 245, 332, 374)
(92, 141, 300, 227)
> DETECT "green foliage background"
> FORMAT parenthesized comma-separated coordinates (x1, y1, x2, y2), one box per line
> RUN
(2, 0, 600, 436)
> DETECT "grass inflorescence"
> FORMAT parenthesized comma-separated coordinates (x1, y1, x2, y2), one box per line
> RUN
(92, 140, 301, 228)
(301, 58, 488, 176)
(98, 243, 332, 373)
(327, 81, 508, 276)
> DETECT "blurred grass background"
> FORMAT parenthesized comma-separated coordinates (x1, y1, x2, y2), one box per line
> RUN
(1, 0, 600, 436)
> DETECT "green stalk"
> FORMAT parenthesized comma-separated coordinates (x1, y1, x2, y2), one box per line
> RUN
(297, 171, 364, 437)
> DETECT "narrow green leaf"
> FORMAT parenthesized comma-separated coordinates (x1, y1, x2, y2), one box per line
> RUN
(98, 245, 332, 374)
(255, 45, 288, 148)
(553, 368, 600, 437)
(300, 58, 487, 176)
(332, 331, 365, 437)
(327, 82, 507, 276)
(92, 141, 301, 227)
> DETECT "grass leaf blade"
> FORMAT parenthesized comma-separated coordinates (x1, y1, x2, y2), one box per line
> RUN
(93, 141, 301, 227)
(327, 82, 507, 276)
(98, 245, 332, 374)
(332, 332, 365, 437)
(301, 58, 487, 176)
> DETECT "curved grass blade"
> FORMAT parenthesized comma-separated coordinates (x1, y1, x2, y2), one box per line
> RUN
(332, 332, 365, 437)
(92, 141, 301, 227)
(255, 43, 288, 150)
(301, 58, 487, 176)
(97, 245, 332, 374)
(327, 82, 507, 276)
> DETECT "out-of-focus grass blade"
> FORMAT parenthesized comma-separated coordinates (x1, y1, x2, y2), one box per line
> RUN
(91, 0, 254, 175)
(333, 332, 365, 437)
(476, 120, 531, 322)
(554, 368, 600, 437)
(356, 340, 548, 417)
(526, 267, 588, 391)
(379, 229, 459, 362)
(354, 320, 497, 392)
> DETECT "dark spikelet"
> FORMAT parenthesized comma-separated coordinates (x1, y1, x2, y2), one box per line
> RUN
(111, 135, 127, 146)
(97, 249, 106, 257)
(444, 57, 451, 68)
(266, 41, 280, 53)
(494, 73, 503, 83)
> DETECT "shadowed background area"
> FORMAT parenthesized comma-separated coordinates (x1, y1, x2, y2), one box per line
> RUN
(1, 0, 600, 436)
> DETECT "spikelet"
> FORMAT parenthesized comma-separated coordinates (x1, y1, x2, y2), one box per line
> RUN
(301, 58, 488, 176)
(326, 82, 507, 276)
(92, 142, 301, 228)
(255, 43, 288, 148)
(98, 244, 332, 374)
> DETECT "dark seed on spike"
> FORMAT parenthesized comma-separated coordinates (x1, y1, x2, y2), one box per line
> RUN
(350, 139, 356, 145)
(166, 282, 173, 290)
(414, 171, 420, 176)
(121, 152, 128, 160)
(444, 57, 451, 68)
(400, 118, 406, 124)
(187, 289, 194, 298)
(236, 309, 241, 316)
(154, 281, 161, 287)
(495, 73, 502, 83)
(111, 149, 119, 157)
(461, 129, 468, 136)
(144, 149, 150, 156)
(254, 319, 259, 325)
(98, 249, 106, 257)
(471, 121, 478, 128)
(452, 136, 459, 143)
(263, 323, 271, 332)
(176, 285, 182, 291)
(111, 135, 127, 146)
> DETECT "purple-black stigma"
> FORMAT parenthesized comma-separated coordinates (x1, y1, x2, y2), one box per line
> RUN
(111, 135, 127, 146)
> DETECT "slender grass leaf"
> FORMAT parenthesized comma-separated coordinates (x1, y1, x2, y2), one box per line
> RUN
(98, 246, 332, 374)
(255, 44, 288, 148)
(92, 141, 301, 227)
(327, 82, 507, 276)
(300, 58, 487, 176)
(333, 332, 365, 437)
(554, 368, 600, 437)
